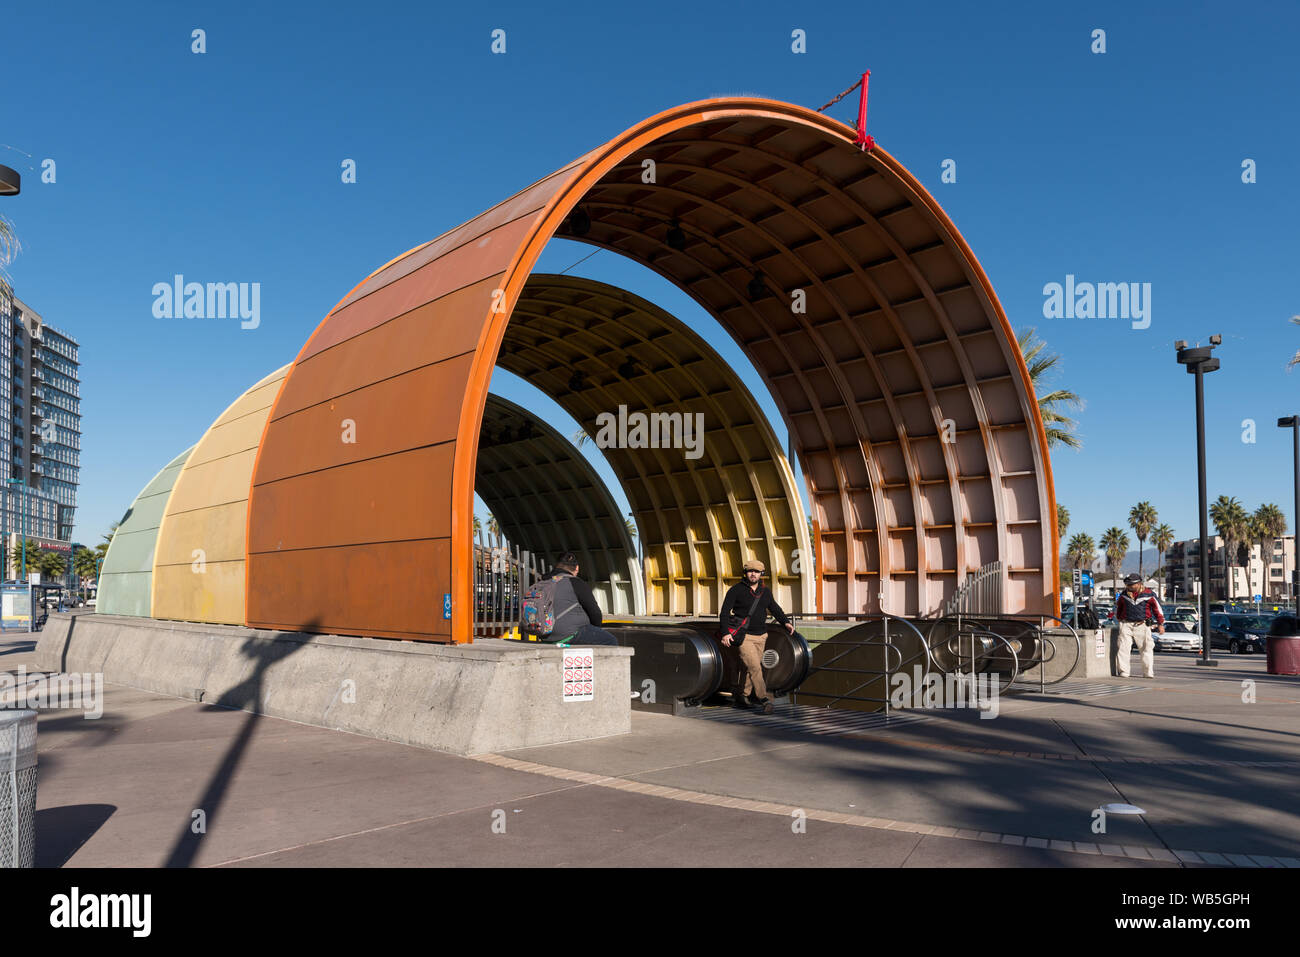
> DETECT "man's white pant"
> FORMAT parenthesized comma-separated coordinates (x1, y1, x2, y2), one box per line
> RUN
(1117, 621, 1155, 678)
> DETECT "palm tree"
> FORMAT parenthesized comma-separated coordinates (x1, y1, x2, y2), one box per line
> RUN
(624, 512, 640, 560)
(1288, 315, 1300, 371)
(1099, 526, 1129, 595)
(93, 522, 120, 566)
(1066, 532, 1095, 572)
(571, 428, 592, 449)
(21, 539, 43, 577)
(73, 546, 98, 599)
(1128, 502, 1158, 580)
(1151, 523, 1175, 598)
(1057, 504, 1069, 540)
(1017, 327, 1085, 449)
(37, 550, 66, 580)
(1209, 495, 1248, 601)
(486, 514, 502, 539)
(1251, 503, 1288, 599)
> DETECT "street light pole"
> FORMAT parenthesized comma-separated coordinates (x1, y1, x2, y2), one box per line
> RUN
(7, 479, 26, 584)
(1176, 337, 1222, 667)
(1279, 416, 1300, 610)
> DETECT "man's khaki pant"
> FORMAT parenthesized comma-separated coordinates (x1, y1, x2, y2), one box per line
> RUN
(737, 633, 770, 702)
(1117, 621, 1155, 678)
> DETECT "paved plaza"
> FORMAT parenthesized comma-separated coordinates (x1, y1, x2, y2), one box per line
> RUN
(6, 631, 1298, 868)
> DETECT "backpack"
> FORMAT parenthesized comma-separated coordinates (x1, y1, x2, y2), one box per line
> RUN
(522, 575, 580, 638)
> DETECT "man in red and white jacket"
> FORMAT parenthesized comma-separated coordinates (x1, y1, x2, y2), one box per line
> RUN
(1114, 573, 1165, 678)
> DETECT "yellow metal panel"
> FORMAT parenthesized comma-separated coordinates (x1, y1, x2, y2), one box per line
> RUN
(151, 365, 289, 624)
(208, 378, 283, 431)
(152, 561, 247, 625)
(153, 500, 248, 566)
(163, 448, 259, 514)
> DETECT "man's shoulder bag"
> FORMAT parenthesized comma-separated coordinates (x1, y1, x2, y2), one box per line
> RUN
(718, 587, 765, 648)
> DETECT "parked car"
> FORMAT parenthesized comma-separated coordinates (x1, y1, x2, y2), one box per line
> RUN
(1163, 604, 1199, 623)
(1208, 613, 1270, 654)
(1153, 619, 1202, 653)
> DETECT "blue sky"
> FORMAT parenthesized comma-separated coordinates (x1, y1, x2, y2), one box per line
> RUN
(2, 0, 1297, 554)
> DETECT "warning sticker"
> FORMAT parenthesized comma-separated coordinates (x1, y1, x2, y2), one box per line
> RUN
(562, 648, 595, 702)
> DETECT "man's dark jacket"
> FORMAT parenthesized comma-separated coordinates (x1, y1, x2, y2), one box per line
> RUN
(719, 582, 789, 639)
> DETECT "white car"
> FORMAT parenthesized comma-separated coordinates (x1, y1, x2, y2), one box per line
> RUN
(1154, 620, 1202, 653)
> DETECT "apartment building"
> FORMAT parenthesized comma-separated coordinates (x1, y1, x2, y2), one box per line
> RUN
(0, 288, 81, 581)
(1165, 534, 1296, 601)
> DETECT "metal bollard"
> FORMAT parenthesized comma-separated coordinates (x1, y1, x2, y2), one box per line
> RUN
(0, 710, 37, 868)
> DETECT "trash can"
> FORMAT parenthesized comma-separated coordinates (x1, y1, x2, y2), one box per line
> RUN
(1266, 615, 1300, 675)
(0, 710, 37, 868)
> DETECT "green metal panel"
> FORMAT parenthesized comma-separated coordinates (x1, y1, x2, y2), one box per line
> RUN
(97, 446, 194, 617)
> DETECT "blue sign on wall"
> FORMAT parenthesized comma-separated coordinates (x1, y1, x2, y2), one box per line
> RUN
(443, 593, 452, 620)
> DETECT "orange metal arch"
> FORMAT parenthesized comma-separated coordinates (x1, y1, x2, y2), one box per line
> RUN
(245, 97, 1057, 643)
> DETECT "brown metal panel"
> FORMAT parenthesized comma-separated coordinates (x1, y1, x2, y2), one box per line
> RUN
(247, 538, 450, 638)
(301, 217, 537, 362)
(249, 443, 454, 553)
(273, 276, 501, 419)
(254, 354, 473, 485)
(337, 164, 586, 310)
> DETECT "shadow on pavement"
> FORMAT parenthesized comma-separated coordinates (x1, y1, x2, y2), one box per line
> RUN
(163, 623, 316, 868)
(36, 804, 116, 867)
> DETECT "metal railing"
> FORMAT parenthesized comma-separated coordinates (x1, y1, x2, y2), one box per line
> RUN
(472, 531, 541, 639)
(794, 614, 933, 715)
(941, 560, 1004, 617)
(925, 613, 1082, 691)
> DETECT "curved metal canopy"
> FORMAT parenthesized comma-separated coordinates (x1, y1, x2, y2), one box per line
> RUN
(476, 392, 643, 615)
(501, 274, 813, 617)
(241, 97, 1056, 642)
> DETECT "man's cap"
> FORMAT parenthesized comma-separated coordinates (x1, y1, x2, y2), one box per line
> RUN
(1124, 573, 1142, 585)
(743, 558, 765, 573)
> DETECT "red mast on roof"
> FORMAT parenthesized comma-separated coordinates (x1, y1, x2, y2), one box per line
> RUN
(816, 70, 875, 152)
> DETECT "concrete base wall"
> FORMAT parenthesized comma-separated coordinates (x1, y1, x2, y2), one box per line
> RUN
(35, 613, 632, 755)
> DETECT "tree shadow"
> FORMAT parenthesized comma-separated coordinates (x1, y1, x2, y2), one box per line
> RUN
(741, 698, 1300, 858)
(163, 622, 317, 868)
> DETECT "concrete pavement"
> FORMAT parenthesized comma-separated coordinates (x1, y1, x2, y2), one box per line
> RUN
(6, 630, 1298, 867)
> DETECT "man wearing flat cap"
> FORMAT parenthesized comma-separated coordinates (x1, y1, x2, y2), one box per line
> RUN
(1114, 572, 1164, 678)
(719, 557, 793, 714)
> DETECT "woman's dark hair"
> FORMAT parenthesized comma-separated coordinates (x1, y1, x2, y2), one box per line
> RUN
(555, 551, 580, 571)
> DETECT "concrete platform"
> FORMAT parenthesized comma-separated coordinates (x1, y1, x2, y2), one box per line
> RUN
(33, 613, 632, 755)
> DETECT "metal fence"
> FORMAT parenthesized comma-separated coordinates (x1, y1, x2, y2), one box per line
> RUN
(473, 531, 542, 638)
(941, 561, 1004, 617)
(1, 710, 36, 868)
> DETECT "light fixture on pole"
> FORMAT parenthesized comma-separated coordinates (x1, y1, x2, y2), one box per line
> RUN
(1176, 336, 1221, 666)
